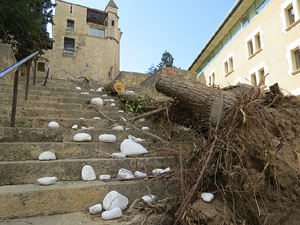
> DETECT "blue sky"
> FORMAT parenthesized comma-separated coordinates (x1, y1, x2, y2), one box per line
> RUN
(50, 0, 237, 73)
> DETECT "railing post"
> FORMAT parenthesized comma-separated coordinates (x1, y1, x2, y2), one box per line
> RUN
(33, 58, 37, 85)
(25, 59, 32, 100)
(11, 69, 19, 127)
(43, 66, 49, 86)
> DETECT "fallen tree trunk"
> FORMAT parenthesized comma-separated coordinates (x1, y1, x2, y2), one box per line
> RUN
(155, 74, 238, 125)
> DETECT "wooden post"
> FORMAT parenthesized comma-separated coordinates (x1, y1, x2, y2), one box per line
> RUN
(33, 58, 37, 85)
(25, 59, 32, 100)
(11, 69, 19, 127)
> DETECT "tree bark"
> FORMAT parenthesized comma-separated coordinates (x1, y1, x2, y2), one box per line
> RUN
(155, 74, 237, 125)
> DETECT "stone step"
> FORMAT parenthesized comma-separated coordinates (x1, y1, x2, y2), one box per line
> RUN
(0, 178, 176, 220)
(0, 128, 159, 143)
(0, 156, 176, 185)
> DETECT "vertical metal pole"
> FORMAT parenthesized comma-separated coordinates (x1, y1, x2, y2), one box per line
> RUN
(11, 69, 19, 127)
(33, 58, 37, 85)
(25, 59, 32, 100)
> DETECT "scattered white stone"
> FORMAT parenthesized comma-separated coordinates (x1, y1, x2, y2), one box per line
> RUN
(118, 168, 135, 180)
(93, 117, 101, 120)
(109, 99, 115, 102)
(81, 92, 89, 95)
(81, 165, 96, 181)
(73, 133, 92, 142)
(142, 195, 156, 203)
(120, 139, 148, 156)
(48, 121, 59, 128)
(118, 110, 124, 113)
(99, 134, 117, 143)
(152, 167, 171, 175)
(102, 207, 122, 220)
(125, 128, 130, 131)
(76, 87, 81, 90)
(96, 87, 103, 92)
(104, 99, 110, 102)
(162, 167, 171, 173)
(81, 126, 88, 130)
(102, 94, 107, 97)
(89, 204, 102, 215)
(89, 89, 95, 92)
(80, 118, 85, 120)
(112, 152, 127, 158)
(99, 175, 111, 181)
(128, 135, 145, 142)
(37, 177, 57, 185)
(201, 193, 214, 203)
(121, 117, 127, 122)
(135, 171, 147, 178)
(138, 118, 145, 122)
(72, 124, 78, 129)
(111, 103, 116, 107)
(122, 90, 135, 95)
(58, 77, 65, 80)
(112, 125, 124, 131)
(38, 151, 56, 161)
(103, 191, 129, 211)
(88, 127, 94, 130)
(141, 127, 150, 130)
(91, 97, 104, 106)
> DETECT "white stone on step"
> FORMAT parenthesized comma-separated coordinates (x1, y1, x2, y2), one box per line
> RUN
(201, 193, 214, 202)
(91, 97, 104, 106)
(128, 135, 145, 142)
(112, 125, 124, 131)
(89, 89, 95, 92)
(118, 168, 135, 180)
(99, 134, 117, 143)
(162, 167, 171, 173)
(102, 94, 107, 97)
(76, 87, 81, 90)
(103, 191, 129, 211)
(125, 128, 130, 131)
(111, 103, 116, 107)
(99, 175, 111, 181)
(120, 139, 148, 156)
(138, 118, 145, 122)
(80, 118, 85, 120)
(112, 153, 127, 158)
(109, 99, 115, 102)
(93, 117, 101, 120)
(72, 124, 78, 129)
(89, 204, 102, 215)
(135, 171, 147, 178)
(81, 92, 89, 95)
(38, 151, 56, 161)
(37, 177, 57, 185)
(142, 195, 156, 203)
(48, 121, 59, 128)
(122, 90, 135, 95)
(81, 165, 96, 181)
(81, 127, 88, 130)
(88, 127, 94, 130)
(73, 133, 92, 142)
(141, 127, 149, 130)
(96, 87, 103, 92)
(152, 167, 171, 175)
(101, 207, 122, 220)
(121, 117, 127, 122)
(118, 110, 124, 113)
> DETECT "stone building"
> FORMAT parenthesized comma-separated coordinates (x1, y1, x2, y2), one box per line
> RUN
(189, 0, 300, 95)
(44, 0, 122, 83)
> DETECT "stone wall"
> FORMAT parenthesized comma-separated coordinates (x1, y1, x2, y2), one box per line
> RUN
(114, 71, 149, 87)
(0, 43, 17, 84)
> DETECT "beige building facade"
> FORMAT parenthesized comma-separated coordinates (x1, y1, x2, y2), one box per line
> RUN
(189, 0, 300, 95)
(45, 0, 121, 83)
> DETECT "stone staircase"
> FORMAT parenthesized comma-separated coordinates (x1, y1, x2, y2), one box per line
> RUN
(0, 76, 177, 224)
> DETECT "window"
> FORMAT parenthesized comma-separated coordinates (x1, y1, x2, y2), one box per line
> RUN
(37, 62, 45, 72)
(246, 30, 263, 59)
(209, 76, 212, 86)
(89, 27, 105, 38)
(287, 5, 295, 26)
(212, 73, 215, 86)
(248, 40, 254, 56)
(259, 68, 265, 86)
(224, 56, 234, 76)
(281, 1, 300, 31)
(251, 73, 257, 86)
(293, 47, 300, 70)
(87, 9, 107, 25)
(70, 5, 72, 14)
(67, 20, 74, 31)
(224, 61, 229, 75)
(112, 20, 115, 26)
(229, 57, 234, 72)
(255, 34, 261, 50)
(64, 37, 75, 51)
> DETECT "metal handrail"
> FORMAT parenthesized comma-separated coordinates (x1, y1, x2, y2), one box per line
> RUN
(42, 64, 50, 86)
(0, 51, 38, 78)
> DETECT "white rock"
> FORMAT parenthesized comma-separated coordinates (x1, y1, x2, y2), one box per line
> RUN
(152, 169, 164, 175)
(112, 152, 127, 158)
(89, 89, 95, 92)
(88, 127, 94, 130)
(135, 171, 147, 178)
(138, 118, 145, 122)
(121, 117, 127, 122)
(73, 133, 92, 142)
(101, 207, 122, 220)
(96, 87, 103, 92)
(109, 99, 115, 102)
(76, 87, 81, 90)
(122, 90, 135, 95)
(81, 92, 89, 95)
(103, 191, 129, 211)
(104, 99, 109, 102)
(120, 139, 148, 156)
(81, 165, 96, 181)
(89, 204, 102, 215)
(112, 125, 124, 131)
(72, 124, 78, 129)
(99, 175, 111, 181)
(38, 151, 56, 161)
(111, 103, 116, 107)
(99, 134, 117, 143)
(93, 117, 101, 120)
(81, 126, 88, 130)
(118, 168, 135, 180)
(37, 177, 57, 185)
(125, 128, 130, 131)
(201, 193, 214, 203)
(141, 127, 150, 130)
(142, 195, 156, 203)
(91, 97, 104, 106)
(102, 94, 107, 97)
(48, 121, 59, 128)
(128, 135, 145, 142)
(118, 110, 124, 113)
(80, 118, 85, 120)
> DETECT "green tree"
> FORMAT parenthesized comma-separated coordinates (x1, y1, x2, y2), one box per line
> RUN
(157, 50, 175, 69)
(146, 64, 157, 74)
(0, 0, 55, 60)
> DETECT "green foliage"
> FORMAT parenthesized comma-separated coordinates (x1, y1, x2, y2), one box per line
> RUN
(147, 50, 176, 74)
(0, 0, 55, 60)
(119, 95, 146, 112)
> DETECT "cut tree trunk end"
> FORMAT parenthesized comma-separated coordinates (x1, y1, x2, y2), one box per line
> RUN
(155, 74, 238, 126)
